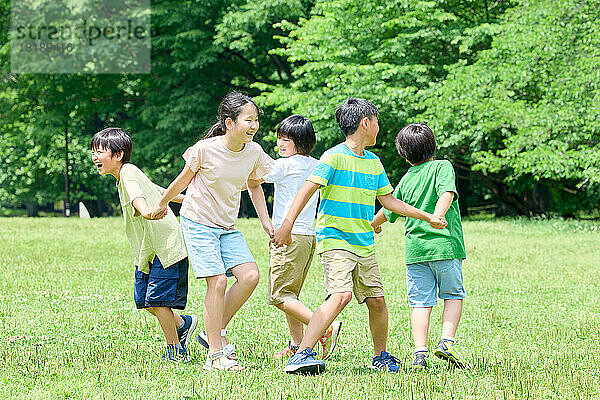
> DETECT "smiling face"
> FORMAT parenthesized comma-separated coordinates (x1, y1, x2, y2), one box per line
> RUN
(276, 135, 298, 157)
(225, 102, 260, 147)
(91, 146, 123, 179)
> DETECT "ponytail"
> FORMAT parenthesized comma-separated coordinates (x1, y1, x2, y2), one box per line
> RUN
(204, 121, 226, 139)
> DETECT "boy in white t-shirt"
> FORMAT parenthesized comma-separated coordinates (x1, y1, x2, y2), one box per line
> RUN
(262, 115, 342, 360)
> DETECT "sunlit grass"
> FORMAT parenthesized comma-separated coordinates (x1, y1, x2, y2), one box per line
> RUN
(0, 217, 599, 399)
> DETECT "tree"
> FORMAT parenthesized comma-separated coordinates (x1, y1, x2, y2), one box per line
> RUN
(256, 0, 511, 214)
(423, 0, 600, 215)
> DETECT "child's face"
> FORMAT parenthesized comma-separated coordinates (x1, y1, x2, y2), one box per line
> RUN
(91, 146, 122, 177)
(276, 135, 298, 157)
(227, 103, 260, 145)
(365, 116, 380, 146)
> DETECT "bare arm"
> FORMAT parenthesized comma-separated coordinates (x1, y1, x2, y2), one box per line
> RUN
(156, 185, 185, 203)
(371, 208, 389, 234)
(272, 181, 320, 247)
(152, 166, 195, 216)
(247, 179, 274, 238)
(434, 191, 455, 217)
(133, 197, 166, 220)
(171, 193, 185, 203)
(377, 193, 447, 229)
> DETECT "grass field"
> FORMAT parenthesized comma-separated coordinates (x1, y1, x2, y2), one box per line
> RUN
(1, 217, 599, 399)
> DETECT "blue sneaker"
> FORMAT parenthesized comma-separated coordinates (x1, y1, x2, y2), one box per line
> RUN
(371, 351, 402, 372)
(161, 344, 186, 362)
(283, 348, 326, 375)
(177, 314, 198, 360)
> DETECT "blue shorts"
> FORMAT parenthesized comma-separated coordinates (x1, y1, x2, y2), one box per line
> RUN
(180, 216, 256, 279)
(134, 256, 189, 310)
(406, 258, 466, 308)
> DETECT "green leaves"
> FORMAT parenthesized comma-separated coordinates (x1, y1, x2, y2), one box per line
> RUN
(424, 0, 600, 213)
(1, 0, 597, 215)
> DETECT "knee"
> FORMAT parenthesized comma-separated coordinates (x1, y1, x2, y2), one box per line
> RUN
(365, 296, 387, 313)
(241, 267, 260, 289)
(332, 292, 352, 308)
(207, 275, 228, 293)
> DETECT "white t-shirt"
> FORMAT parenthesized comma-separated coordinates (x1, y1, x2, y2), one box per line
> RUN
(262, 154, 319, 235)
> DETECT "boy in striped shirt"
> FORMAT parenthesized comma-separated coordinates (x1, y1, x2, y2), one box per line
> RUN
(272, 97, 447, 375)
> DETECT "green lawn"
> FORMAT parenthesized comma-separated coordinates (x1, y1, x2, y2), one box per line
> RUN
(1, 217, 599, 399)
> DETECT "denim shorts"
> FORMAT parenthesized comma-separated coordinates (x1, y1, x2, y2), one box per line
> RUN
(406, 258, 466, 308)
(134, 256, 189, 310)
(180, 216, 256, 278)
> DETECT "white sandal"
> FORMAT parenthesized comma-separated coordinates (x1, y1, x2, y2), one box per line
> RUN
(203, 350, 244, 371)
(223, 343, 238, 360)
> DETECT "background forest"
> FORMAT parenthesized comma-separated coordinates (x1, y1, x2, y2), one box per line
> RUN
(1, 0, 598, 218)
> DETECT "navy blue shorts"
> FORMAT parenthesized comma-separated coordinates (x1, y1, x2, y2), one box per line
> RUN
(134, 256, 189, 310)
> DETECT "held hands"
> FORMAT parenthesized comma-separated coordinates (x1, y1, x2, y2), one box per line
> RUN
(271, 223, 292, 247)
(371, 222, 382, 234)
(261, 220, 275, 239)
(429, 214, 448, 229)
(147, 205, 168, 220)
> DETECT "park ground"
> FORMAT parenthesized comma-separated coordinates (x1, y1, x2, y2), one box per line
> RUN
(0, 217, 599, 399)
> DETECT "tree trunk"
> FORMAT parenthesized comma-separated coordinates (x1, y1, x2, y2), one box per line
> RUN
(25, 202, 39, 217)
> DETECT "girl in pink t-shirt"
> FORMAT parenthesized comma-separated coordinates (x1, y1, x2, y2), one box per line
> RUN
(154, 92, 273, 371)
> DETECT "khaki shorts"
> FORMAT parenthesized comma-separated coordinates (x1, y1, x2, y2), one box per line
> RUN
(268, 234, 316, 305)
(320, 249, 384, 304)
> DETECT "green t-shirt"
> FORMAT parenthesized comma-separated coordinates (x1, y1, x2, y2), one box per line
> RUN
(117, 163, 188, 274)
(383, 160, 466, 264)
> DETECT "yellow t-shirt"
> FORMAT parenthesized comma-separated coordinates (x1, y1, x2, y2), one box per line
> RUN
(180, 137, 274, 230)
(117, 163, 187, 274)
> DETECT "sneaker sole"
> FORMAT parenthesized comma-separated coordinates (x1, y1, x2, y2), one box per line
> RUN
(322, 320, 342, 361)
(283, 362, 326, 375)
(434, 348, 466, 369)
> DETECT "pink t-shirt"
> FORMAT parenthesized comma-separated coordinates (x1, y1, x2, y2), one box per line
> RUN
(180, 136, 274, 230)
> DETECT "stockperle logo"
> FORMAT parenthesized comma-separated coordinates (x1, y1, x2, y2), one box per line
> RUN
(10, 0, 150, 74)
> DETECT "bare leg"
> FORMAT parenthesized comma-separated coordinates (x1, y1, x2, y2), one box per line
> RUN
(364, 296, 388, 355)
(204, 274, 227, 353)
(441, 299, 462, 338)
(297, 292, 352, 350)
(173, 311, 183, 328)
(411, 307, 433, 348)
(275, 300, 313, 345)
(145, 308, 183, 329)
(152, 307, 180, 345)
(275, 299, 313, 325)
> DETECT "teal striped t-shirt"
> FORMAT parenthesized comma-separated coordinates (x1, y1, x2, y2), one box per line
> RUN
(307, 143, 393, 257)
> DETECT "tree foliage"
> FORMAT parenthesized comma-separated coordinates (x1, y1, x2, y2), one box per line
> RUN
(423, 0, 600, 215)
(0, 0, 597, 216)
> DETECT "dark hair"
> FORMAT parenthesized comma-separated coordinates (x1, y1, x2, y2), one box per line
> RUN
(334, 97, 379, 137)
(91, 127, 132, 163)
(276, 115, 316, 156)
(205, 92, 261, 139)
(395, 123, 436, 165)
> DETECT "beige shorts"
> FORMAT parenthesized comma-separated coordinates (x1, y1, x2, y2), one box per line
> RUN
(320, 249, 385, 304)
(268, 234, 316, 305)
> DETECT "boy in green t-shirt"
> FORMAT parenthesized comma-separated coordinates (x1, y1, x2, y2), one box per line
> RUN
(91, 127, 197, 362)
(372, 123, 468, 370)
